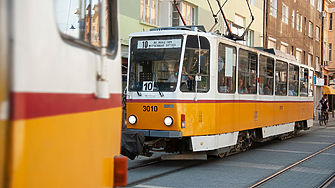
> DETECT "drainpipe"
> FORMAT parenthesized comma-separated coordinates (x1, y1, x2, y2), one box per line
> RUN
(321, 0, 325, 82)
(263, 0, 267, 48)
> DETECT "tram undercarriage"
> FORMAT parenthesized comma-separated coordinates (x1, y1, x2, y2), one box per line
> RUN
(122, 120, 310, 160)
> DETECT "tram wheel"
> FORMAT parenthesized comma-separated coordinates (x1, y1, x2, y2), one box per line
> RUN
(218, 152, 227, 158)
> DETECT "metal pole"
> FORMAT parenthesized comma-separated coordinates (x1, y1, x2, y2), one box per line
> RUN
(333, 95, 334, 118)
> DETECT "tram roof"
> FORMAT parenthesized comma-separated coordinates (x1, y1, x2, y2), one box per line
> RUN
(129, 26, 313, 70)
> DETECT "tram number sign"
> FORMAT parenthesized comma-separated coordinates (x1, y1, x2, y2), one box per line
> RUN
(143, 105, 158, 112)
(137, 39, 182, 49)
(143, 81, 154, 91)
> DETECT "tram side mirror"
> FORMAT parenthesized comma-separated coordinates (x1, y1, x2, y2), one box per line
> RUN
(197, 56, 206, 74)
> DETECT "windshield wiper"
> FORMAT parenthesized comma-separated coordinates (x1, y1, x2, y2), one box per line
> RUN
(157, 88, 164, 97)
(152, 82, 164, 97)
(136, 90, 142, 96)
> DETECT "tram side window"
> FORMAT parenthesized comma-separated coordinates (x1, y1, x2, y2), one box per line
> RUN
(300, 67, 308, 96)
(309, 69, 314, 96)
(288, 64, 299, 96)
(218, 43, 236, 93)
(181, 36, 210, 92)
(238, 49, 257, 94)
(259, 55, 274, 95)
(54, 0, 117, 49)
(275, 61, 288, 96)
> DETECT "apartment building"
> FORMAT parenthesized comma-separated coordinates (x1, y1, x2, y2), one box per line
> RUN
(325, 0, 335, 85)
(265, 0, 323, 105)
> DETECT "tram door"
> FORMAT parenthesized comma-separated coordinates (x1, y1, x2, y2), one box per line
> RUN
(0, 0, 9, 186)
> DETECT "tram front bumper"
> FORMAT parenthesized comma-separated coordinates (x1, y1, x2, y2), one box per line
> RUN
(127, 129, 182, 138)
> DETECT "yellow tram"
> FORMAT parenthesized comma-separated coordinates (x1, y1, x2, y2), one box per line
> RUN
(125, 26, 314, 158)
(0, 0, 126, 187)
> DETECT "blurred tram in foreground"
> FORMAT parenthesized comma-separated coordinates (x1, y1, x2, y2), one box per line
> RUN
(124, 26, 314, 159)
(0, 0, 126, 187)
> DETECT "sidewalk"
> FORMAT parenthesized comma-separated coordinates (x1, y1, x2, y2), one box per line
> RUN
(313, 111, 335, 126)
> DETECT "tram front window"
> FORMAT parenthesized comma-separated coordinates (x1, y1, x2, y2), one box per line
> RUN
(128, 35, 183, 92)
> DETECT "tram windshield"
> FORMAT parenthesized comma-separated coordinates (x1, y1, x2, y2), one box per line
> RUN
(128, 35, 184, 92)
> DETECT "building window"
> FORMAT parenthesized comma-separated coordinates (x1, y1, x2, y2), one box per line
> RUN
(141, 0, 158, 25)
(282, 3, 288, 24)
(233, 15, 253, 47)
(296, 48, 302, 63)
(316, 26, 320, 42)
(268, 37, 276, 49)
(308, 54, 312, 67)
(317, 0, 322, 11)
(324, 42, 327, 60)
(247, 30, 254, 47)
(304, 17, 307, 35)
(249, 0, 255, 6)
(270, 0, 277, 17)
(309, 21, 313, 38)
(281, 42, 288, 53)
(316, 56, 320, 71)
(296, 14, 302, 32)
(172, 1, 195, 26)
(232, 16, 245, 39)
(329, 44, 332, 61)
(292, 10, 295, 28)
(310, 0, 314, 6)
(330, 13, 333, 30)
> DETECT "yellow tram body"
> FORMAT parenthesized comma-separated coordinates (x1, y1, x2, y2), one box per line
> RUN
(127, 101, 313, 136)
(125, 26, 314, 158)
(0, 0, 127, 187)
(9, 96, 122, 188)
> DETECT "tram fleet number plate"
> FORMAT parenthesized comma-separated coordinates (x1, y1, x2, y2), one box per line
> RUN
(143, 105, 158, 112)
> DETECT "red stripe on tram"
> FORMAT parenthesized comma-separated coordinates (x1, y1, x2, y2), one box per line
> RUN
(11, 92, 122, 120)
(126, 99, 313, 104)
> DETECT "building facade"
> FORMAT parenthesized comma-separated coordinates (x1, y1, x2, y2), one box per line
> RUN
(325, 0, 335, 85)
(265, 0, 323, 107)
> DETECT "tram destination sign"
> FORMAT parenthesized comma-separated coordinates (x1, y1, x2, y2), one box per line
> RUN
(137, 39, 181, 49)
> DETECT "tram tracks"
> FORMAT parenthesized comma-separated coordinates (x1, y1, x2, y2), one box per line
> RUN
(125, 124, 335, 187)
(318, 172, 335, 188)
(249, 142, 335, 188)
(126, 158, 215, 187)
(128, 157, 163, 170)
(126, 139, 293, 187)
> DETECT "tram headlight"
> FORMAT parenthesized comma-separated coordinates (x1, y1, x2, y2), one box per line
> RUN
(164, 116, 173, 127)
(128, 115, 137, 125)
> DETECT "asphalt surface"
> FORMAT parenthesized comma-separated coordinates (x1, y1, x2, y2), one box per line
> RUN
(125, 116, 335, 188)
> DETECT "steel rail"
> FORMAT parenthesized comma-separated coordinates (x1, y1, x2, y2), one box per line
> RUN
(318, 172, 335, 188)
(249, 142, 335, 188)
(126, 124, 334, 187)
(128, 158, 163, 170)
(126, 159, 215, 187)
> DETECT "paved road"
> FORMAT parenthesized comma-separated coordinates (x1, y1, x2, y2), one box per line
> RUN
(125, 118, 335, 188)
